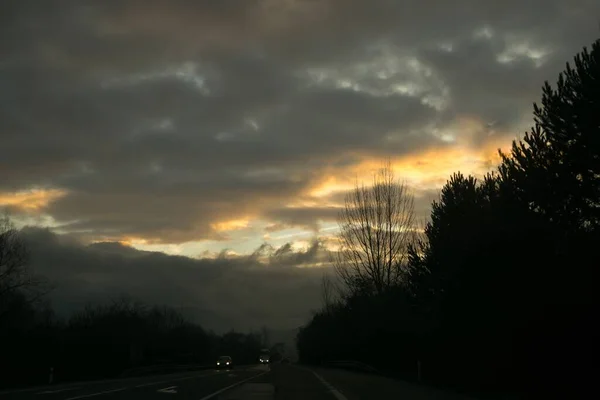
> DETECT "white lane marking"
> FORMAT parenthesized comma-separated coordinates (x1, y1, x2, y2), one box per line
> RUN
(134, 372, 216, 388)
(312, 372, 348, 400)
(135, 380, 171, 388)
(247, 364, 270, 371)
(157, 386, 177, 394)
(64, 387, 127, 400)
(3, 385, 81, 395)
(0, 368, 230, 395)
(36, 387, 81, 395)
(198, 371, 268, 400)
(0, 364, 246, 395)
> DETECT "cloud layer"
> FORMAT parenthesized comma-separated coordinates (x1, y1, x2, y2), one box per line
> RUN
(23, 226, 329, 332)
(2, 0, 599, 249)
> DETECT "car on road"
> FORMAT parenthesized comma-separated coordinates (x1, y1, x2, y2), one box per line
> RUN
(259, 354, 270, 364)
(216, 355, 233, 369)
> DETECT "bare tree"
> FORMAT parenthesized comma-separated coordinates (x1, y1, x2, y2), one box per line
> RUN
(334, 163, 418, 296)
(0, 214, 47, 319)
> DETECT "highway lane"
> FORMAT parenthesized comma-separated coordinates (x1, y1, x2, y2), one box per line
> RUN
(0, 369, 219, 397)
(0, 365, 270, 400)
(1, 363, 480, 399)
(267, 364, 339, 400)
(266, 364, 476, 400)
(312, 366, 477, 400)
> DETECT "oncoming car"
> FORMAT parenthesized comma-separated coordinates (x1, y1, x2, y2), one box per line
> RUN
(216, 355, 233, 369)
(259, 354, 270, 364)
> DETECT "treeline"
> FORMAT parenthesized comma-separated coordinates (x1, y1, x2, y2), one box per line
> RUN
(1, 292, 263, 388)
(0, 212, 271, 389)
(297, 39, 599, 398)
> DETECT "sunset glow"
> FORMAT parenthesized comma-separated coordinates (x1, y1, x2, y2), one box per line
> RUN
(0, 189, 66, 212)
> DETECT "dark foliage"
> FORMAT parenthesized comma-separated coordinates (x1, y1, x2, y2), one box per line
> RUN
(297, 39, 600, 399)
(0, 215, 48, 323)
(0, 295, 264, 388)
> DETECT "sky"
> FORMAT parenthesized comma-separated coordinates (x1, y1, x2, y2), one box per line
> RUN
(1, 0, 599, 331)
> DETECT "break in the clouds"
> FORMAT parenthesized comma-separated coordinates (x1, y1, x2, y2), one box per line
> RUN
(2, 0, 599, 253)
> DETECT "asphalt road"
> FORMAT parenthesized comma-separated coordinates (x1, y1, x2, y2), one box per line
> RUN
(0, 363, 476, 400)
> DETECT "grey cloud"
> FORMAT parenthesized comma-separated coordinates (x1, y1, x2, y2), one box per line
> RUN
(261, 87, 439, 155)
(416, 29, 591, 147)
(2, 59, 435, 243)
(2, 0, 599, 243)
(277, 182, 439, 232)
(413, 188, 442, 223)
(44, 172, 313, 243)
(4, 1, 596, 72)
(248, 239, 331, 268)
(22, 226, 327, 332)
(265, 206, 341, 231)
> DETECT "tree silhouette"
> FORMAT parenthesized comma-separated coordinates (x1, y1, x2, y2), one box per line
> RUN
(0, 214, 48, 325)
(334, 163, 418, 296)
(298, 36, 600, 400)
(496, 38, 600, 397)
(499, 39, 600, 234)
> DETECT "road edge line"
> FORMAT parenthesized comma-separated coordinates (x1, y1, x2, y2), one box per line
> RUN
(197, 371, 269, 400)
(134, 371, 217, 388)
(35, 387, 82, 395)
(312, 371, 348, 400)
(0, 368, 222, 395)
(64, 387, 127, 400)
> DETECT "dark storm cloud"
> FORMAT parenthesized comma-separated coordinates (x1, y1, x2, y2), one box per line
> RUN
(44, 165, 318, 243)
(2, 0, 599, 242)
(22, 227, 327, 332)
(265, 206, 341, 231)
(415, 27, 596, 147)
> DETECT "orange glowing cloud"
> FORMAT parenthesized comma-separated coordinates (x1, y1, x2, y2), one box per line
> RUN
(117, 237, 149, 247)
(87, 236, 150, 247)
(309, 176, 354, 199)
(389, 139, 511, 190)
(0, 189, 66, 212)
(211, 218, 251, 232)
(306, 117, 516, 199)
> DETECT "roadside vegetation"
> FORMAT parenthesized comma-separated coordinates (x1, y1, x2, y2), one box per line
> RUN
(297, 38, 599, 398)
(1, 218, 268, 388)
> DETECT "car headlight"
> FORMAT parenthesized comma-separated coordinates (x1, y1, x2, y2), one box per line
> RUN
(217, 362, 220, 365)
(226, 361, 230, 365)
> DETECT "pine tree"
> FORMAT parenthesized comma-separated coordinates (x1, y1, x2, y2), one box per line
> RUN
(496, 38, 600, 397)
(499, 39, 600, 234)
